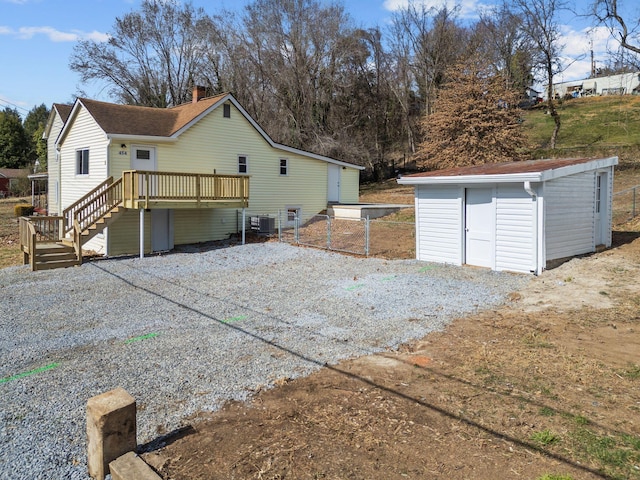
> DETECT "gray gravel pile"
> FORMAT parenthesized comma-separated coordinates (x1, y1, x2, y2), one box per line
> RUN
(0, 242, 528, 479)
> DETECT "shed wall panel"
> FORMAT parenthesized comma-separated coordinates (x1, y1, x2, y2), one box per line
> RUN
(545, 171, 595, 260)
(415, 186, 462, 264)
(495, 184, 535, 273)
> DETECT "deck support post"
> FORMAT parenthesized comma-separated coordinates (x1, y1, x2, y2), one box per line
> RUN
(241, 208, 246, 245)
(139, 208, 144, 259)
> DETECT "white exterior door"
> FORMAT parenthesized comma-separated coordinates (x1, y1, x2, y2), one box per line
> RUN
(465, 187, 495, 268)
(131, 146, 157, 196)
(131, 146, 156, 171)
(151, 209, 173, 252)
(328, 164, 341, 203)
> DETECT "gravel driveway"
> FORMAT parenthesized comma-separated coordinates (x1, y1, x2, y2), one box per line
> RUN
(0, 242, 528, 479)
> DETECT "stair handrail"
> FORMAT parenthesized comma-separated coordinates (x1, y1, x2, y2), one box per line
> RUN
(18, 217, 38, 270)
(63, 177, 123, 237)
(73, 217, 82, 265)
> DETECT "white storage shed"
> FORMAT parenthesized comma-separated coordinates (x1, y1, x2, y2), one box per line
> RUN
(397, 157, 618, 274)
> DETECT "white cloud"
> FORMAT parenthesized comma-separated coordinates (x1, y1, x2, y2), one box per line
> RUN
(558, 25, 627, 80)
(18, 26, 78, 42)
(383, 0, 487, 19)
(1, 25, 109, 42)
(81, 30, 111, 42)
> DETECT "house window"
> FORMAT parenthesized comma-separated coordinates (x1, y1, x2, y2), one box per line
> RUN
(136, 149, 151, 160)
(76, 149, 89, 175)
(280, 158, 288, 176)
(286, 206, 301, 226)
(238, 155, 248, 174)
(223, 103, 231, 118)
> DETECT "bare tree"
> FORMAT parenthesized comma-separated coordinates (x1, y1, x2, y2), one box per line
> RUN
(513, 0, 567, 149)
(590, 0, 640, 55)
(417, 57, 527, 169)
(473, 2, 535, 96)
(70, 0, 218, 107)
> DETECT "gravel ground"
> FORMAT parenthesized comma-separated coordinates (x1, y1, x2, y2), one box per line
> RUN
(0, 242, 528, 479)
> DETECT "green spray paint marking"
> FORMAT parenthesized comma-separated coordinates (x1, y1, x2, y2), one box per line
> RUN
(125, 332, 159, 344)
(223, 315, 247, 324)
(1, 362, 60, 384)
(419, 265, 437, 273)
(345, 283, 365, 291)
(381, 275, 396, 282)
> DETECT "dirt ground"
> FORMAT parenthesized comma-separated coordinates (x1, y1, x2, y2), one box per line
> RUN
(142, 222, 640, 480)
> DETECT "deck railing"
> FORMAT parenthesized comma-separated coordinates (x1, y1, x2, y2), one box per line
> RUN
(63, 177, 123, 236)
(122, 170, 249, 208)
(19, 216, 65, 269)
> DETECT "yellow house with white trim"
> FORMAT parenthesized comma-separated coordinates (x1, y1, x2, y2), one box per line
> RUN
(44, 89, 362, 259)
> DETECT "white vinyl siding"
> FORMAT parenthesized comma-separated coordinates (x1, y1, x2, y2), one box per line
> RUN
(545, 171, 596, 261)
(59, 106, 109, 253)
(415, 185, 462, 265)
(46, 113, 66, 215)
(495, 184, 535, 273)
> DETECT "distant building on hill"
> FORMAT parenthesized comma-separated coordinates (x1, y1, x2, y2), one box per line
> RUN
(546, 72, 640, 99)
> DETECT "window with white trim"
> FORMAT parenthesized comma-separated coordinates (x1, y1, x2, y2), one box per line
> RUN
(238, 155, 248, 174)
(76, 149, 89, 175)
(286, 206, 301, 226)
(279, 158, 288, 176)
(223, 103, 231, 118)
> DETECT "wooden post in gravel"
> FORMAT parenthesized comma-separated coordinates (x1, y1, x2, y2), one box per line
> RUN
(86, 387, 137, 480)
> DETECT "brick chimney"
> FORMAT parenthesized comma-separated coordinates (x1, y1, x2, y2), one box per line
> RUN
(192, 85, 206, 103)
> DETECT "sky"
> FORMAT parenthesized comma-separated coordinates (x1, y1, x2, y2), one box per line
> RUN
(0, 0, 635, 118)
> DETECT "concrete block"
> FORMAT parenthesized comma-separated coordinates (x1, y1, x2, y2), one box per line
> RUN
(87, 387, 137, 480)
(109, 452, 162, 480)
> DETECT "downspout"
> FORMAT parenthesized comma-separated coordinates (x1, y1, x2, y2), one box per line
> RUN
(524, 181, 541, 275)
(105, 138, 112, 256)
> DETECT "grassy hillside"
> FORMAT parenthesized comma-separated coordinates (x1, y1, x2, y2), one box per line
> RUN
(522, 95, 640, 165)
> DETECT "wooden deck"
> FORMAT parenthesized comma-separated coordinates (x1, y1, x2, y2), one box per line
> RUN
(20, 170, 250, 270)
(121, 170, 249, 209)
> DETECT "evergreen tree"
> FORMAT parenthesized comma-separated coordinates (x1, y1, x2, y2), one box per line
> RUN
(23, 104, 50, 170)
(0, 108, 30, 169)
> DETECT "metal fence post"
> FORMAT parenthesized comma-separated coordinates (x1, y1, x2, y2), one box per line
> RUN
(365, 216, 370, 256)
(278, 209, 282, 242)
(294, 213, 300, 243)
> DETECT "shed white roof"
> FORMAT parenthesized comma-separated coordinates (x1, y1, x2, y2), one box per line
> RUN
(397, 157, 618, 185)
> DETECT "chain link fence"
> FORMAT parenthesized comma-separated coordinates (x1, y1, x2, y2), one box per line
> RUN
(612, 185, 639, 225)
(240, 210, 415, 258)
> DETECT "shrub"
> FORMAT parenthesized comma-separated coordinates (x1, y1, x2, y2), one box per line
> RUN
(14, 204, 34, 217)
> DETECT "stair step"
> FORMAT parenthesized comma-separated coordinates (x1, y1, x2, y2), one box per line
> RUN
(34, 259, 80, 271)
(36, 246, 74, 255)
(36, 252, 78, 262)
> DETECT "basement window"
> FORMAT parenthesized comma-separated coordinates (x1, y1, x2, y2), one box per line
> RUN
(76, 149, 89, 175)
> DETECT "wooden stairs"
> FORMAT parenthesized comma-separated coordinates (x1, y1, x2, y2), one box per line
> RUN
(30, 242, 79, 271)
(20, 177, 124, 271)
